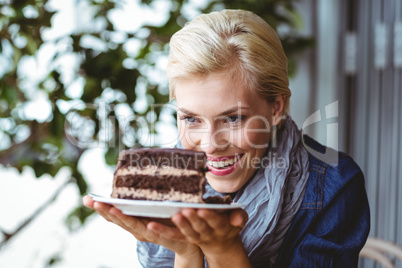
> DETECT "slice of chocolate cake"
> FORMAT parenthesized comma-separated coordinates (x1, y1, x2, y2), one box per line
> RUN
(111, 148, 209, 203)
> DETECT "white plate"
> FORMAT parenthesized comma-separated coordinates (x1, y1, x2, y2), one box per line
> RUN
(89, 193, 243, 218)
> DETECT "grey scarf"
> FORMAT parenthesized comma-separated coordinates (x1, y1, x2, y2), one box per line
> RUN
(137, 116, 309, 268)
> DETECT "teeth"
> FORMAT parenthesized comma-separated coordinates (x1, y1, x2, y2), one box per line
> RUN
(207, 155, 241, 169)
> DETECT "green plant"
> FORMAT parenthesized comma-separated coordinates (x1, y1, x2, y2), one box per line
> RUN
(0, 0, 313, 251)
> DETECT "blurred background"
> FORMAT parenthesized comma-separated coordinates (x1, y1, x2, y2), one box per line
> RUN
(0, 0, 400, 267)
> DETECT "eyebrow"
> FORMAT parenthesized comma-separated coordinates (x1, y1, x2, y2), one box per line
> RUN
(177, 106, 250, 116)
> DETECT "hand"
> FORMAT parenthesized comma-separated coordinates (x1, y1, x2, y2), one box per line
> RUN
(170, 208, 248, 255)
(168, 208, 251, 267)
(82, 195, 201, 259)
(145, 207, 250, 267)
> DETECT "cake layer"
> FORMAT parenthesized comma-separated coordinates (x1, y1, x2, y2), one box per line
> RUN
(115, 165, 201, 177)
(113, 174, 205, 194)
(111, 188, 204, 203)
(117, 148, 206, 171)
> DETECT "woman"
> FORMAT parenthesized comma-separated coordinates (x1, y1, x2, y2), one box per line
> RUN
(84, 9, 370, 267)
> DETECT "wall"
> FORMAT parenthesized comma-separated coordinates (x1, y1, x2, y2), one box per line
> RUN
(294, 0, 402, 266)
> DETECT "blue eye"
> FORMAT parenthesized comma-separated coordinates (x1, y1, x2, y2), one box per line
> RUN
(180, 116, 198, 125)
(225, 115, 244, 124)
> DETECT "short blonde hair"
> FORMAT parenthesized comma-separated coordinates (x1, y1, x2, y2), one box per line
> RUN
(167, 9, 291, 114)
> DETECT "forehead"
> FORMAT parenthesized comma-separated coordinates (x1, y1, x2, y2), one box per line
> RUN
(175, 73, 263, 113)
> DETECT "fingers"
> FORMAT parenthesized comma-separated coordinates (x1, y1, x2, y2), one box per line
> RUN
(148, 221, 186, 241)
(170, 208, 247, 250)
(83, 197, 191, 249)
(91, 201, 148, 240)
(177, 209, 246, 237)
(83, 196, 126, 225)
(196, 209, 229, 230)
(84, 196, 247, 253)
(183, 209, 214, 234)
(83, 196, 122, 227)
(172, 211, 203, 242)
(93, 201, 125, 226)
(83, 195, 94, 208)
(229, 209, 248, 228)
(147, 220, 200, 256)
(174, 209, 236, 243)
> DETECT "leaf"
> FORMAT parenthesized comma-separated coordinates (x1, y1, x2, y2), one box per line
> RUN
(104, 146, 119, 166)
(32, 160, 56, 178)
(1, 86, 18, 104)
(66, 205, 95, 231)
(11, 0, 27, 9)
(81, 78, 102, 103)
(81, 48, 124, 78)
(49, 106, 65, 137)
(72, 169, 88, 195)
(110, 68, 139, 103)
(46, 255, 62, 267)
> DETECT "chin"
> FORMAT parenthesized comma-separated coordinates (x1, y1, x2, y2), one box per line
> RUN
(208, 179, 240, 194)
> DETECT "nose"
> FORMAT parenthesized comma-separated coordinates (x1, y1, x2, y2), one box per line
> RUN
(181, 121, 230, 154)
(198, 125, 229, 155)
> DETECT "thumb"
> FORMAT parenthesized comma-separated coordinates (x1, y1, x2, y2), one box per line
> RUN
(83, 195, 94, 208)
(229, 209, 248, 228)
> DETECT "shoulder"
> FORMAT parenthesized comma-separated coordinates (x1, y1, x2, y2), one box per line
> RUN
(303, 134, 362, 176)
(274, 136, 370, 267)
(301, 135, 364, 210)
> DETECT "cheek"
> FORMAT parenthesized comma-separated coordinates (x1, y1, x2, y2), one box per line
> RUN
(178, 123, 191, 149)
(177, 122, 200, 150)
(238, 120, 271, 150)
(237, 132, 270, 154)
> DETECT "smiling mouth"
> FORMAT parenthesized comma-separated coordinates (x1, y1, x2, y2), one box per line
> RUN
(206, 154, 243, 169)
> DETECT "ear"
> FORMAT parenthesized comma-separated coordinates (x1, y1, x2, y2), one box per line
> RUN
(271, 95, 285, 126)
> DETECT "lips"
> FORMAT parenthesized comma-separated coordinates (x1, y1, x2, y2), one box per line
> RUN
(206, 154, 243, 176)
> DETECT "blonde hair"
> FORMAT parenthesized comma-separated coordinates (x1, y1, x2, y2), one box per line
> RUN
(167, 9, 291, 114)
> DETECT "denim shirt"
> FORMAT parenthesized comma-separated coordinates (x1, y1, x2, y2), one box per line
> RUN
(273, 136, 370, 267)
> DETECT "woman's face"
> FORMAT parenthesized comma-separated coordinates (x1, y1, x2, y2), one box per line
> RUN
(175, 73, 282, 193)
